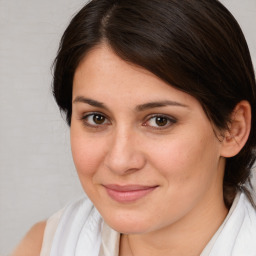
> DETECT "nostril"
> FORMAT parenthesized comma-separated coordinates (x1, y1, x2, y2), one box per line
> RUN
(104, 148, 146, 175)
(103, 130, 146, 174)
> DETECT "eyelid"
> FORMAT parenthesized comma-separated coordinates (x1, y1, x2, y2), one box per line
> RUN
(142, 114, 177, 129)
(79, 112, 176, 130)
(80, 112, 111, 127)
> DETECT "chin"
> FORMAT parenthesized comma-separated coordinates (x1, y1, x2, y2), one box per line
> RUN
(109, 221, 149, 234)
(102, 210, 154, 234)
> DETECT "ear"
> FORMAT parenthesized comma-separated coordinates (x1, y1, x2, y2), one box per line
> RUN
(220, 100, 251, 158)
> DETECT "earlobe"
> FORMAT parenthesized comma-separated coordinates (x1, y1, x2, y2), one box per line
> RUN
(220, 100, 251, 158)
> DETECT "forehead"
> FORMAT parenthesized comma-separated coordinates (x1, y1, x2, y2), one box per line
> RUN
(73, 45, 198, 107)
(74, 45, 156, 89)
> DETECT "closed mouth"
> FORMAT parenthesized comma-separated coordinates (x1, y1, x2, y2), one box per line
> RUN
(103, 184, 158, 203)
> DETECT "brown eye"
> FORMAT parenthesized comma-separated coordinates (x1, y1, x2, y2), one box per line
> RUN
(143, 115, 176, 129)
(93, 114, 106, 124)
(82, 113, 110, 127)
(155, 117, 168, 126)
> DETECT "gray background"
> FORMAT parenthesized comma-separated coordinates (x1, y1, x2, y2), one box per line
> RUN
(0, 0, 255, 255)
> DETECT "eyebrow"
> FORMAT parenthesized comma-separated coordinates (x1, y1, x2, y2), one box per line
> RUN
(73, 96, 188, 111)
(73, 96, 109, 110)
(135, 100, 188, 111)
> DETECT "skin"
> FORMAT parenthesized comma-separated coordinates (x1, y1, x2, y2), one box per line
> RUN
(12, 44, 251, 255)
(71, 45, 230, 255)
(11, 221, 46, 256)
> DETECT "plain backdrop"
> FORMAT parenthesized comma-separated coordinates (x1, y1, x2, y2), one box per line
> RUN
(0, 0, 256, 255)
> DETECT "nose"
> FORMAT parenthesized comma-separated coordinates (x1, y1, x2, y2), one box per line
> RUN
(104, 128, 146, 175)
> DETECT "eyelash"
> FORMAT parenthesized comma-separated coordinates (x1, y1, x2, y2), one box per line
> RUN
(80, 112, 177, 130)
(142, 114, 177, 129)
(80, 112, 111, 128)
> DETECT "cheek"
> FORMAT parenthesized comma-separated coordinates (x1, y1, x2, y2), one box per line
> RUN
(70, 133, 108, 200)
(147, 137, 193, 174)
(70, 132, 105, 177)
(147, 132, 220, 185)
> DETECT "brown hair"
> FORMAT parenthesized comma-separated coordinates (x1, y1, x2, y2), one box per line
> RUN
(52, 0, 256, 207)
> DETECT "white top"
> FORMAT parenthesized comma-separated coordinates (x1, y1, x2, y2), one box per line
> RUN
(40, 192, 256, 256)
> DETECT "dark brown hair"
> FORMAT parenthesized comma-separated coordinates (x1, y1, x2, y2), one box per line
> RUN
(52, 0, 256, 207)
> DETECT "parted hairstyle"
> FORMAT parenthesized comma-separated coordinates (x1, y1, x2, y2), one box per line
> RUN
(52, 0, 256, 208)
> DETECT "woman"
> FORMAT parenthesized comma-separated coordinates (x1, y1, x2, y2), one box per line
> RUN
(13, 0, 256, 255)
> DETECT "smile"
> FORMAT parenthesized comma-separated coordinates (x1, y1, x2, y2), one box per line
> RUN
(103, 184, 158, 203)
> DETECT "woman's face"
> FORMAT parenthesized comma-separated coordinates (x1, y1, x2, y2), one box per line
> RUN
(71, 45, 226, 234)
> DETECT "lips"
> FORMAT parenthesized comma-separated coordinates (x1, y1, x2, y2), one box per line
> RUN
(103, 184, 158, 203)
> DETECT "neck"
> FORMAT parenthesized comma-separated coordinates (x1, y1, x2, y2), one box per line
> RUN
(120, 189, 228, 256)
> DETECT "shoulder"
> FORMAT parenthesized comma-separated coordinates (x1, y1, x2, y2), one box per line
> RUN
(241, 192, 256, 229)
(49, 196, 103, 255)
(11, 221, 46, 256)
(232, 193, 256, 253)
(209, 192, 256, 255)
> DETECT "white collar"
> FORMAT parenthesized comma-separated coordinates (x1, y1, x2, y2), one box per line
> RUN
(99, 192, 256, 256)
